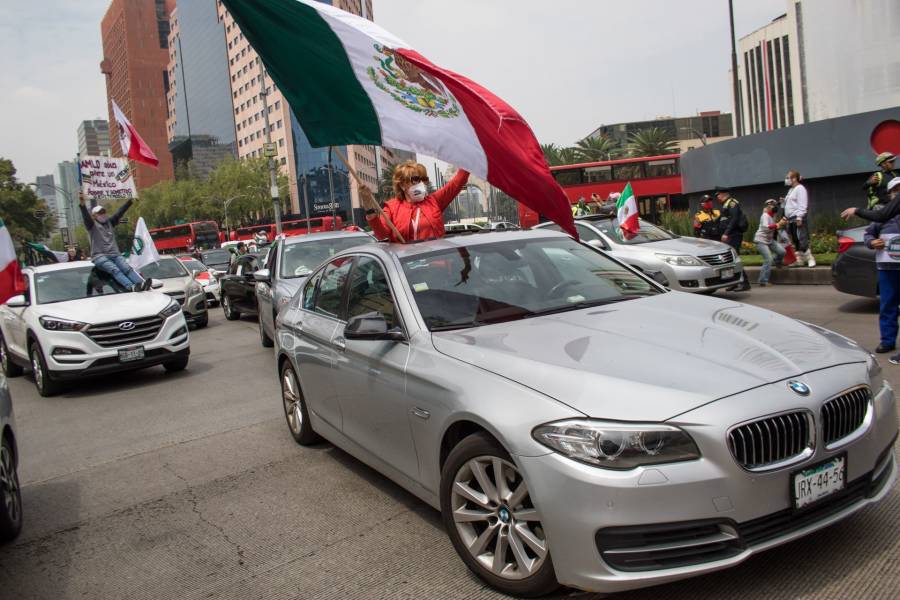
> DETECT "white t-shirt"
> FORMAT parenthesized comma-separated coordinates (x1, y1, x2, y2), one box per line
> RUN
(754, 211, 777, 244)
(784, 184, 808, 219)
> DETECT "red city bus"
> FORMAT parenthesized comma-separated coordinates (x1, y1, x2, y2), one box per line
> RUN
(519, 154, 685, 228)
(230, 216, 344, 240)
(149, 221, 220, 252)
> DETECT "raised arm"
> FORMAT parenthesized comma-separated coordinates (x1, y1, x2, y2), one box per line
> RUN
(432, 169, 470, 212)
(367, 202, 395, 241)
(79, 196, 94, 230)
(110, 199, 133, 227)
(854, 196, 900, 223)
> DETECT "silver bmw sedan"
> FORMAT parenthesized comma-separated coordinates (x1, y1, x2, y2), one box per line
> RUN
(273, 229, 897, 596)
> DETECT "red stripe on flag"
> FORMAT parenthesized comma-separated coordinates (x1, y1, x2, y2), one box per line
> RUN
(395, 49, 577, 239)
(0, 260, 24, 306)
(127, 124, 159, 168)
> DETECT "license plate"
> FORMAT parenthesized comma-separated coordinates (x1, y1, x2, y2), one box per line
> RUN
(720, 267, 735, 279)
(793, 455, 845, 509)
(118, 346, 145, 363)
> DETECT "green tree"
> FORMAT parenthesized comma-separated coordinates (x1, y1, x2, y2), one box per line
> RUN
(0, 158, 55, 242)
(557, 146, 580, 165)
(375, 163, 396, 204)
(540, 143, 563, 166)
(572, 136, 620, 162)
(627, 127, 678, 157)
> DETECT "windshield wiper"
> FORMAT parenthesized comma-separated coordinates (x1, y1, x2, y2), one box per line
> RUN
(429, 321, 485, 331)
(526, 295, 645, 318)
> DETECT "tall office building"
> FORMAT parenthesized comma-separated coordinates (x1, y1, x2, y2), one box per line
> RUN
(735, 0, 900, 134)
(55, 161, 80, 235)
(165, 0, 237, 179)
(77, 120, 111, 157)
(34, 175, 60, 233)
(100, 0, 176, 189)
(219, 0, 394, 223)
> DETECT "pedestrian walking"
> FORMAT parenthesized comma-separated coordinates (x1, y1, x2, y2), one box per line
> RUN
(865, 152, 897, 209)
(860, 178, 900, 359)
(692, 195, 721, 240)
(715, 186, 751, 292)
(754, 199, 787, 286)
(79, 195, 150, 292)
(783, 170, 815, 267)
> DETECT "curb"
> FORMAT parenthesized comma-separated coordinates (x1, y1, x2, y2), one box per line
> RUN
(742, 265, 832, 285)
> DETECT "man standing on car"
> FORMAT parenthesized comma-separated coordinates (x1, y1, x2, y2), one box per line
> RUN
(716, 186, 751, 292)
(784, 170, 815, 267)
(79, 194, 149, 292)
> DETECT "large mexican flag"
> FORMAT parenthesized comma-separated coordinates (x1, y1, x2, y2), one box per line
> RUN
(0, 219, 24, 305)
(221, 0, 576, 237)
(616, 183, 640, 240)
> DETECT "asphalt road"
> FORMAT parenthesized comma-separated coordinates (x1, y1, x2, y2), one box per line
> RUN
(1, 286, 898, 599)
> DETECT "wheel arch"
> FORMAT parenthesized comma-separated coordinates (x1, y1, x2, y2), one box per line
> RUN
(439, 419, 504, 471)
(2, 425, 17, 468)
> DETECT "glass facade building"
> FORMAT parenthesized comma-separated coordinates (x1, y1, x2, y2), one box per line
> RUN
(290, 110, 352, 221)
(166, 0, 236, 178)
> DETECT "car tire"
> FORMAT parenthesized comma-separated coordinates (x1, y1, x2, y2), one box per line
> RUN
(259, 316, 274, 348)
(280, 360, 320, 445)
(163, 356, 189, 372)
(440, 432, 558, 598)
(0, 435, 23, 542)
(29, 340, 61, 398)
(0, 337, 23, 378)
(194, 313, 209, 329)
(222, 295, 240, 320)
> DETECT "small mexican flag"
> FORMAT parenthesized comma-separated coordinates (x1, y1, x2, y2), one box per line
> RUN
(0, 219, 25, 305)
(616, 182, 640, 240)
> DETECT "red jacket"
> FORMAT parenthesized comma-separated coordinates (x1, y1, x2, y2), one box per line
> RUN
(367, 170, 469, 242)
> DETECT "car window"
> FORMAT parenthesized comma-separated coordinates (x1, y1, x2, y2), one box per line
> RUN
(575, 223, 603, 244)
(346, 257, 396, 328)
(266, 241, 279, 274)
(279, 236, 374, 279)
(313, 257, 354, 319)
(302, 269, 323, 311)
(140, 259, 188, 279)
(592, 218, 675, 245)
(228, 261, 239, 275)
(34, 266, 125, 304)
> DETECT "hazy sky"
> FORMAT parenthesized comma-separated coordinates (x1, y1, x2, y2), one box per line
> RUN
(1, 0, 786, 184)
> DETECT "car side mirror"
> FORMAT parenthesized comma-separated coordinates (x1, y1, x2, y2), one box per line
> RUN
(344, 312, 405, 341)
(151, 280, 164, 289)
(254, 268, 271, 283)
(191, 269, 201, 280)
(647, 270, 670, 287)
(4, 294, 28, 308)
(586, 239, 608, 251)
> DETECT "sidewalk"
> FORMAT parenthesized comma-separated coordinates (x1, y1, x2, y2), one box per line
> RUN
(742, 264, 832, 285)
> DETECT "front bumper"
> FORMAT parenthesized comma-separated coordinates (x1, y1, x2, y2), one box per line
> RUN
(182, 290, 208, 321)
(658, 261, 744, 292)
(516, 369, 897, 593)
(202, 281, 220, 305)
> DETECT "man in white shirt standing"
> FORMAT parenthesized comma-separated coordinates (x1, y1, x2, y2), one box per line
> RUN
(783, 169, 815, 267)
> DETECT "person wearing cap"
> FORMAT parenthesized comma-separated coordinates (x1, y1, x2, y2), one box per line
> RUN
(79, 194, 149, 292)
(692, 195, 721, 240)
(754, 199, 787, 286)
(861, 177, 900, 358)
(865, 152, 897, 209)
(715, 186, 751, 291)
(783, 169, 815, 268)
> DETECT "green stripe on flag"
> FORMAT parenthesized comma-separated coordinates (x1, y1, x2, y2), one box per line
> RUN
(223, 0, 381, 147)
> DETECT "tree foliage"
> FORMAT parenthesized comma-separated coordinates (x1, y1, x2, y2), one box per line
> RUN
(626, 127, 678, 157)
(572, 136, 620, 162)
(0, 158, 56, 243)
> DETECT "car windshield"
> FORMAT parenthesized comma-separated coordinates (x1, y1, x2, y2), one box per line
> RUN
(201, 250, 231, 265)
(180, 259, 206, 273)
(280, 236, 373, 279)
(139, 258, 188, 279)
(590, 218, 676, 244)
(402, 238, 660, 330)
(34, 266, 126, 304)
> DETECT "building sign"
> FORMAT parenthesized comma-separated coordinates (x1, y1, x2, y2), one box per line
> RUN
(79, 156, 137, 201)
(263, 142, 277, 158)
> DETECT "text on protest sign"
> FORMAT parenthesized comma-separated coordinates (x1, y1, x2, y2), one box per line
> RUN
(79, 156, 137, 201)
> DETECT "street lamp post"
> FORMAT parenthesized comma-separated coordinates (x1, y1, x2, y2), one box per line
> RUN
(300, 175, 312, 233)
(258, 65, 283, 236)
(26, 182, 72, 242)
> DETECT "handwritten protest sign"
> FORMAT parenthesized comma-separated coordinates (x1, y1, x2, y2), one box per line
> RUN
(79, 156, 137, 201)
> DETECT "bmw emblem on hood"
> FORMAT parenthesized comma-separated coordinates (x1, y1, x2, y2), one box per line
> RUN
(788, 380, 810, 396)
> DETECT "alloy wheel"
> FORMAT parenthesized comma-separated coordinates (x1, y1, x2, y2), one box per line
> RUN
(31, 348, 43, 390)
(0, 443, 20, 527)
(282, 367, 303, 435)
(1, 341, 7, 372)
(223, 296, 233, 317)
(450, 456, 548, 580)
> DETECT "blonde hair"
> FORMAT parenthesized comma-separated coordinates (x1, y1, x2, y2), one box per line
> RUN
(392, 161, 428, 198)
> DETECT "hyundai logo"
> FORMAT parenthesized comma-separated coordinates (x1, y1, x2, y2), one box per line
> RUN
(788, 380, 810, 396)
(118, 321, 136, 331)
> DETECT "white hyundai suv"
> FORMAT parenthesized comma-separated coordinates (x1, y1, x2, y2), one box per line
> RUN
(0, 261, 190, 396)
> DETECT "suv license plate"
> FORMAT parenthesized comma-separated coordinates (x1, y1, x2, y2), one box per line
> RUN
(793, 455, 845, 509)
(118, 346, 145, 363)
(720, 267, 734, 279)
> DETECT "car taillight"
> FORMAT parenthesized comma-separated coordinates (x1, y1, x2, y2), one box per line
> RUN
(837, 236, 855, 253)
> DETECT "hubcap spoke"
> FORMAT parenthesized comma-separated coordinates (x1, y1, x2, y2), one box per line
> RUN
(493, 458, 512, 500)
(453, 480, 492, 509)
(453, 507, 493, 523)
(470, 460, 500, 505)
(469, 522, 498, 556)
(507, 480, 528, 509)
(508, 527, 535, 574)
(514, 523, 547, 558)
(491, 528, 510, 574)
(512, 508, 540, 522)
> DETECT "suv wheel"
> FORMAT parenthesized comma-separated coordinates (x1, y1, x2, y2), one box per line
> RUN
(280, 361, 320, 445)
(259, 315, 274, 348)
(194, 312, 209, 329)
(0, 337, 23, 378)
(222, 295, 240, 320)
(30, 341, 61, 397)
(440, 433, 558, 597)
(0, 435, 23, 542)
(163, 355, 189, 372)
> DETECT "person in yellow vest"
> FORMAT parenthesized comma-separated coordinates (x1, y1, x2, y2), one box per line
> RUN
(692, 195, 721, 240)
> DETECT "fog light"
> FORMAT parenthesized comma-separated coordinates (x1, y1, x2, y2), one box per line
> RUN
(52, 347, 85, 356)
(679, 279, 699, 288)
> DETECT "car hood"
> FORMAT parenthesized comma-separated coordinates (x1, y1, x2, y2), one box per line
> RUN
(35, 292, 172, 324)
(155, 276, 192, 294)
(431, 292, 867, 421)
(633, 236, 734, 257)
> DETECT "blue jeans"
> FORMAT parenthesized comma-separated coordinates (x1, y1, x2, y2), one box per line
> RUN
(756, 241, 786, 284)
(93, 255, 144, 289)
(877, 270, 900, 347)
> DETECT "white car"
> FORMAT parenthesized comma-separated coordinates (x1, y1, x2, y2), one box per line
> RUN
(178, 257, 221, 307)
(444, 223, 484, 234)
(139, 257, 208, 328)
(0, 261, 190, 397)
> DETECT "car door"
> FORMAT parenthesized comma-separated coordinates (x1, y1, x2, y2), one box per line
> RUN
(2, 274, 30, 358)
(221, 259, 241, 306)
(292, 256, 354, 432)
(334, 256, 417, 480)
(256, 242, 279, 335)
(240, 257, 260, 312)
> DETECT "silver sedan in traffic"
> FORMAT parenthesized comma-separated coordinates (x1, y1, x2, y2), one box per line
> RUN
(273, 230, 897, 596)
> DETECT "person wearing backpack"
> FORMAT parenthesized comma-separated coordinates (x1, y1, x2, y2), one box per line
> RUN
(716, 186, 751, 291)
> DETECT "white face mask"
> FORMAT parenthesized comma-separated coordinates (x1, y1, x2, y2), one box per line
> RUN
(95, 214, 108, 224)
(784, 177, 793, 186)
(407, 182, 427, 202)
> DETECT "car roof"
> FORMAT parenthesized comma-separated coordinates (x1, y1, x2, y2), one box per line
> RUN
(361, 229, 570, 260)
(25, 260, 96, 274)
(280, 230, 373, 246)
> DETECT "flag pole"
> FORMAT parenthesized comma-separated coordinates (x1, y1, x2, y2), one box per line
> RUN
(331, 147, 405, 243)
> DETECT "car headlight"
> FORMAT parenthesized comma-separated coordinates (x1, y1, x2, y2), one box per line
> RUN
(159, 300, 181, 319)
(188, 282, 203, 295)
(39, 316, 87, 332)
(532, 419, 701, 470)
(654, 253, 703, 267)
(867, 353, 884, 392)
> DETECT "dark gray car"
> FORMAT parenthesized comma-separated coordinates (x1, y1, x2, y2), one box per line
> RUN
(832, 226, 877, 297)
(253, 231, 374, 347)
(0, 374, 22, 542)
